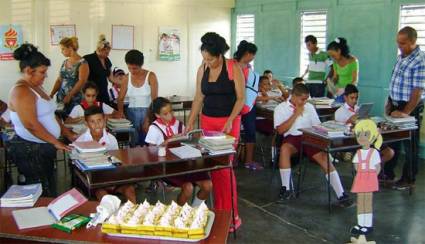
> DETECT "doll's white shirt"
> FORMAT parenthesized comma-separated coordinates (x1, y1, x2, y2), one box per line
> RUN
(352, 148, 381, 170)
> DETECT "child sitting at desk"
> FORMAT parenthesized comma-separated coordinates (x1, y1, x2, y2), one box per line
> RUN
(75, 106, 136, 202)
(145, 97, 212, 207)
(66, 81, 117, 124)
(257, 76, 288, 104)
(334, 84, 395, 165)
(274, 83, 352, 206)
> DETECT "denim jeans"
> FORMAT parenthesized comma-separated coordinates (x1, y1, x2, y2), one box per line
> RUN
(126, 107, 148, 145)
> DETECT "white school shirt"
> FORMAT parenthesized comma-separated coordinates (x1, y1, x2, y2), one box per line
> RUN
(334, 103, 359, 123)
(273, 101, 321, 137)
(1, 109, 10, 123)
(352, 148, 381, 170)
(68, 104, 115, 118)
(145, 120, 185, 146)
(76, 128, 119, 151)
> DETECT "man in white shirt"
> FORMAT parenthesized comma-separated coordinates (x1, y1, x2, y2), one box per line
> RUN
(274, 84, 351, 207)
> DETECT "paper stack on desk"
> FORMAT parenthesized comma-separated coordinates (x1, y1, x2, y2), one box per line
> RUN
(313, 121, 346, 137)
(309, 97, 335, 108)
(0, 183, 42, 207)
(70, 141, 116, 171)
(107, 118, 133, 129)
(199, 133, 236, 155)
(384, 115, 417, 129)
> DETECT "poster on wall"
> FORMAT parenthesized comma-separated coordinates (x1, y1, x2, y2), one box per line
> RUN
(111, 25, 134, 50)
(159, 27, 180, 61)
(50, 25, 76, 45)
(0, 24, 23, 61)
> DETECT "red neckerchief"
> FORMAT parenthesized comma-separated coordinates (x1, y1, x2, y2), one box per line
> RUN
(81, 100, 101, 110)
(155, 117, 177, 137)
(346, 103, 356, 113)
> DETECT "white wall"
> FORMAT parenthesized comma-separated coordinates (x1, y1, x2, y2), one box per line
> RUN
(0, 0, 234, 101)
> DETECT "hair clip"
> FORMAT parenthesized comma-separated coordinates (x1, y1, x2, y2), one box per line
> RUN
(335, 38, 340, 44)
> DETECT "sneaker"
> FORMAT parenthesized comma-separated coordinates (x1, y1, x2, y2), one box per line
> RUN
(393, 179, 415, 191)
(350, 225, 374, 235)
(250, 162, 264, 170)
(229, 217, 242, 233)
(279, 186, 293, 200)
(336, 193, 354, 208)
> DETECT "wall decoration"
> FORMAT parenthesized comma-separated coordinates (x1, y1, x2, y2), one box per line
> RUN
(0, 24, 23, 60)
(111, 25, 134, 50)
(159, 27, 180, 61)
(50, 24, 76, 45)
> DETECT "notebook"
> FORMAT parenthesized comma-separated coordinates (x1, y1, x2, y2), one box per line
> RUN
(357, 103, 373, 119)
(12, 188, 88, 230)
(72, 141, 107, 153)
(169, 145, 202, 159)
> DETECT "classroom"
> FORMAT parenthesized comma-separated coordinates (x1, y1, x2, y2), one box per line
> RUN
(0, 0, 424, 243)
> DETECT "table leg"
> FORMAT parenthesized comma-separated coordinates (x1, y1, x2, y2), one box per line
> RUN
(408, 130, 414, 195)
(230, 166, 237, 239)
(327, 150, 331, 214)
(296, 144, 304, 197)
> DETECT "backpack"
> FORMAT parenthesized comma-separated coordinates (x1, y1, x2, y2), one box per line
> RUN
(227, 59, 259, 115)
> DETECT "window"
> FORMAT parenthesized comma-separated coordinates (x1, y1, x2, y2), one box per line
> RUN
(235, 14, 255, 46)
(299, 11, 327, 75)
(399, 4, 425, 50)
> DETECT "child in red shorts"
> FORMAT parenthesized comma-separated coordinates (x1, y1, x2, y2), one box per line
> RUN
(274, 84, 352, 207)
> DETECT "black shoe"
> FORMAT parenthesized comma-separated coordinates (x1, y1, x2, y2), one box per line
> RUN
(393, 178, 415, 191)
(279, 186, 293, 200)
(350, 225, 373, 235)
(337, 193, 354, 208)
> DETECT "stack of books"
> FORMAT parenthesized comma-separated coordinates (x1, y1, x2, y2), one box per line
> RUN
(309, 97, 335, 108)
(199, 131, 236, 155)
(70, 141, 116, 171)
(313, 121, 346, 137)
(384, 115, 417, 129)
(107, 118, 133, 129)
(0, 183, 42, 207)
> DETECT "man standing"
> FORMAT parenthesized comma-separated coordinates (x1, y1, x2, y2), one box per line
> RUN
(385, 26, 425, 189)
(302, 35, 332, 97)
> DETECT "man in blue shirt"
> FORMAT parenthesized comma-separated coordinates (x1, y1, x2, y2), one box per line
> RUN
(385, 26, 425, 189)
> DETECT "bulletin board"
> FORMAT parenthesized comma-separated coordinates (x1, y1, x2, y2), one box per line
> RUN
(111, 25, 134, 50)
(50, 24, 76, 45)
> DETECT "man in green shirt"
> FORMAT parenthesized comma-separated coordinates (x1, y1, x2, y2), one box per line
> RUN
(302, 35, 332, 97)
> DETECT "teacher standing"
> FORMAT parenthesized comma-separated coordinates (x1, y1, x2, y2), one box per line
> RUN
(83, 34, 117, 105)
(384, 26, 425, 190)
(8, 44, 73, 196)
(186, 32, 245, 232)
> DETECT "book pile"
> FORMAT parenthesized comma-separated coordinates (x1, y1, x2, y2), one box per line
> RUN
(384, 115, 417, 130)
(313, 120, 347, 137)
(107, 118, 133, 129)
(309, 97, 335, 108)
(199, 131, 236, 155)
(70, 141, 116, 171)
(0, 183, 42, 207)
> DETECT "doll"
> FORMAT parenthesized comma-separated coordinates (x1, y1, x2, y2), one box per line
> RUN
(351, 119, 382, 235)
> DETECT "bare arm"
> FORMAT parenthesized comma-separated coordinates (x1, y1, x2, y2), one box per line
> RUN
(275, 107, 303, 135)
(117, 75, 129, 117)
(50, 76, 62, 98)
(148, 72, 159, 100)
(186, 65, 206, 131)
(402, 88, 422, 115)
(301, 65, 309, 78)
(227, 62, 245, 122)
(351, 69, 358, 85)
(64, 116, 84, 124)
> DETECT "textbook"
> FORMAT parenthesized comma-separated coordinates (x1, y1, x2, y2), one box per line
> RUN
(71, 141, 107, 153)
(12, 188, 88, 230)
(0, 183, 42, 207)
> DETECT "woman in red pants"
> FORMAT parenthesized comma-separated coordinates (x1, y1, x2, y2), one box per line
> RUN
(186, 32, 245, 232)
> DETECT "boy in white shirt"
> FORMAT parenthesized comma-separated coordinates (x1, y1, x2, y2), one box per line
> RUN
(274, 84, 351, 206)
(256, 76, 288, 104)
(76, 106, 136, 202)
(66, 81, 116, 124)
(145, 97, 212, 207)
(334, 84, 395, 170)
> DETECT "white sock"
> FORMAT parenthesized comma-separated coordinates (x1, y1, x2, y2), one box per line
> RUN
(192, 195, 204, 207)
(357, 214, 366, 226)
(364, 213, 373, 227)
(325, 171, 344, 198)
(279, 168, 291, 189)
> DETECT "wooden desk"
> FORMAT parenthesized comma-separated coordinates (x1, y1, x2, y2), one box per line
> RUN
(298, 128, 414, 212)
(72, 147, 232, 194)
(255, 104, 339, 122)
(0, 198, 231, 244)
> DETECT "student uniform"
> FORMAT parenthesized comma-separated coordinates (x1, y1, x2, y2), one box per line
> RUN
(334, 103, 359, 123)
(68, 101, 115, 118)
(76, 128, 119, 151)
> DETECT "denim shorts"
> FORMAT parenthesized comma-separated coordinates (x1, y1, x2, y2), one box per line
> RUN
(126, 107, 148, 145)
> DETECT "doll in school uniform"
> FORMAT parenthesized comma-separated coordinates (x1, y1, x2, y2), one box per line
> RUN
(351, 119, 382, 235)
(145, 97, 212, 207)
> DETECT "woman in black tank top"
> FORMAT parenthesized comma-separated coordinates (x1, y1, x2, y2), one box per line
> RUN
(186, 32, 245, 233)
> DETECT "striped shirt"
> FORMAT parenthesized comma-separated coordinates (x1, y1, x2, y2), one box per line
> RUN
(389, 46, 425, 101)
